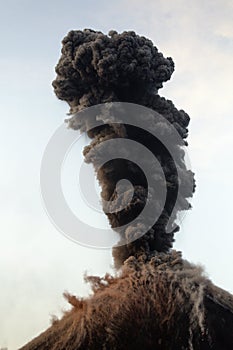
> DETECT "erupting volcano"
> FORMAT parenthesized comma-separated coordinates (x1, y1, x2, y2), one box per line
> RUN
(21, 29, 233, 350)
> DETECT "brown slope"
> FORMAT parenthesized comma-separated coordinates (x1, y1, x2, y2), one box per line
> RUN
(19, 251, 233, 350)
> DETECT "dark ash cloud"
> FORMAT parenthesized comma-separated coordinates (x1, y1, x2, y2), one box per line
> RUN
(52, 29, 195, 268)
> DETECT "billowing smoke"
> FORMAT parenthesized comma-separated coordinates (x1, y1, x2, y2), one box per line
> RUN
(52, 29, 195, 268)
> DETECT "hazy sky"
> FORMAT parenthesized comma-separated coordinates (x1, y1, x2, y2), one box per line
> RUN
(0, 0, 233, 349)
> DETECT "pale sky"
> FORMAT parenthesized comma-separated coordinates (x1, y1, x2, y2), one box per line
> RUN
(0, 0, 233, 349)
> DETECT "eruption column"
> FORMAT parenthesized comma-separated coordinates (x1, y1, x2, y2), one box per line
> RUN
(52, 29, 195, 267)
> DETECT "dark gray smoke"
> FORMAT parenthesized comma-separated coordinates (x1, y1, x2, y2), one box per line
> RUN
(52, 29, 195, 268)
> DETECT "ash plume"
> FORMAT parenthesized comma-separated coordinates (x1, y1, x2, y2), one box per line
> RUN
(52, 29, 195, 268)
